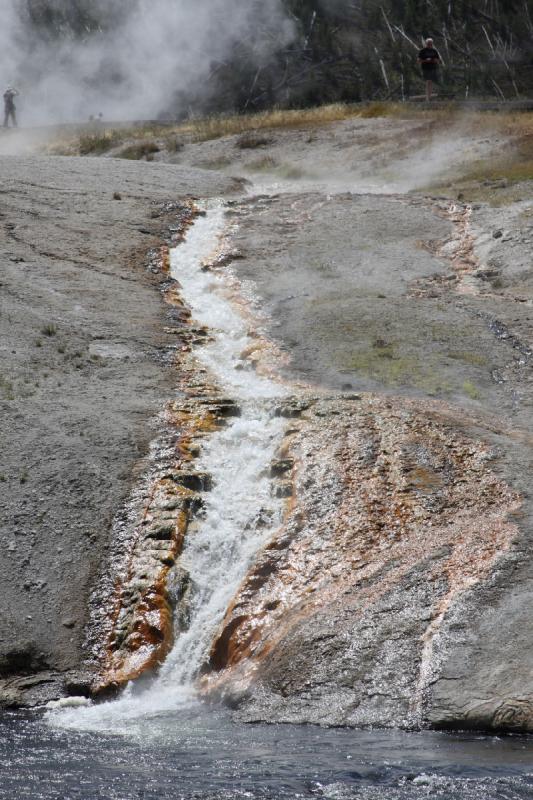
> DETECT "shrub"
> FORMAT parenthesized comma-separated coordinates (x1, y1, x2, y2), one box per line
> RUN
(236, 133, 273, 149)
(78, 131, 123, 155)
(118, 141, 161, 160)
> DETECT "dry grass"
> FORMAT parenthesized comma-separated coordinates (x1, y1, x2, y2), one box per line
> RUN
(42, 104, 533, 208)
(42, 102, 475, 160)
(246, 155, 278, 172)
(187, 103, 360, 142)
(43, 103, 383, 157)
(236, 133, 273, 149)
(77, 130, 124, 155)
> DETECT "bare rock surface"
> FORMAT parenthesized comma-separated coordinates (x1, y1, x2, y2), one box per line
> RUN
(0, 155, 234, 705)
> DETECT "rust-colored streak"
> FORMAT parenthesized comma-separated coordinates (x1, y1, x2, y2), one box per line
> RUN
(202, 395, 520, 704)
(411, 202, 483, 298)
(93, 202, 236, 694)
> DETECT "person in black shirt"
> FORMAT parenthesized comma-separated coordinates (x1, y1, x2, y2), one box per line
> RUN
(418, 38, 441, 101)
(3, 87, 18, 128)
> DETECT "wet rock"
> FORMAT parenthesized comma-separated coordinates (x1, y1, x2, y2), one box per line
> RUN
(145, 522, 175, 540)
(270, 459, 294, 477)
(274, 481, 293, 499)
(275, 399, 313, 418)
(64, 670, 93, 698)
(0, 642, 48, 676)
(0, 672, 65, 708)
(169, 471, 213, 492)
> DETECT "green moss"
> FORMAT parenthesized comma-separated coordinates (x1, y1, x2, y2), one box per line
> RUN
(427, 149, 533, 206)
(447, 350, 488, 367)
(462, 380, 481, 400)
(0, 376, 14, 400)
(339, 342, 451, 395)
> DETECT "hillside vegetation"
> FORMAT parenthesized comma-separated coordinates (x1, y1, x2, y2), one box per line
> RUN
(21, 0, 533, 112)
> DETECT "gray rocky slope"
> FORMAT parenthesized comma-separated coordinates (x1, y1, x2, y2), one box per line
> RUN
(0, 156, 235, 704)
(2, 117, 533, 732)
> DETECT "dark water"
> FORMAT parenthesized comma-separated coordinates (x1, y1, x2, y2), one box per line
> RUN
(2, 706, 533, 800)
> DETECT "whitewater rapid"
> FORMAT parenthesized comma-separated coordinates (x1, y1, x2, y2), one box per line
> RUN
(50, 202, 287, 733)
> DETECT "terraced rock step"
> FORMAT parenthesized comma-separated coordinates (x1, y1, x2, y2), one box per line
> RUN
(94, 393, 235, 694)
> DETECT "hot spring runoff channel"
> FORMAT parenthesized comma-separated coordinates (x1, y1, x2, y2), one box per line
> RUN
(49, 201, 287, 730)
(9, 202, 531, 800)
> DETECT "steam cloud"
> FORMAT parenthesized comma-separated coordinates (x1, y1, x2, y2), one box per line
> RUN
(0, 0, 295, 124)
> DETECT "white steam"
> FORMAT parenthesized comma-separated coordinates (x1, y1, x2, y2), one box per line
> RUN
(0, 1, 294, 124)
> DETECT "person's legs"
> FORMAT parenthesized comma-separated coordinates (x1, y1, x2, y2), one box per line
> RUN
(3, 109, 8, 127)
(11, 110, 17, 127)
(426, 79, 433, 101)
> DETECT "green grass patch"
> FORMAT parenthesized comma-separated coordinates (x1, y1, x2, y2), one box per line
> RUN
(428, 132, 533, 204)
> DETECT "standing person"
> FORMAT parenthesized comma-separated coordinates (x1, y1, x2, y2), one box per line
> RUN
(3, 87, 18, 128)
(418, 39, 441, 101)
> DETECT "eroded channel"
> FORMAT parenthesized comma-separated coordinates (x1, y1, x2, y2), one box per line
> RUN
(49, 202, 288, 732)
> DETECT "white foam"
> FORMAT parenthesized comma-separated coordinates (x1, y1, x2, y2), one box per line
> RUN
(46, 697, 93, 710)
(171, 206, 283, 399)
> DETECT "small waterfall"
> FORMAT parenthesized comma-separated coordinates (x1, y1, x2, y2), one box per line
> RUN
(51, 203, 286, 733)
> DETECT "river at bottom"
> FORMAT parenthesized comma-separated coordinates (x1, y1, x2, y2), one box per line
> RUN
(1, 705, 533, 800)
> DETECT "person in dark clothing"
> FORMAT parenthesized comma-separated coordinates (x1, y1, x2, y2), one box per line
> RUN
(418, 38, 441, 101)
(3, 87, 18, 128)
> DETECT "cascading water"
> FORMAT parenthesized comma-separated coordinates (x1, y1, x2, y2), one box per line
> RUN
(50, 202, 287, 733)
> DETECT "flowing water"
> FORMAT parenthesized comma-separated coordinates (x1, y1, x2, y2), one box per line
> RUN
(5, 202, 533, 798)
(4, 709, 533, 799)
(47, 202, 286, 732)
